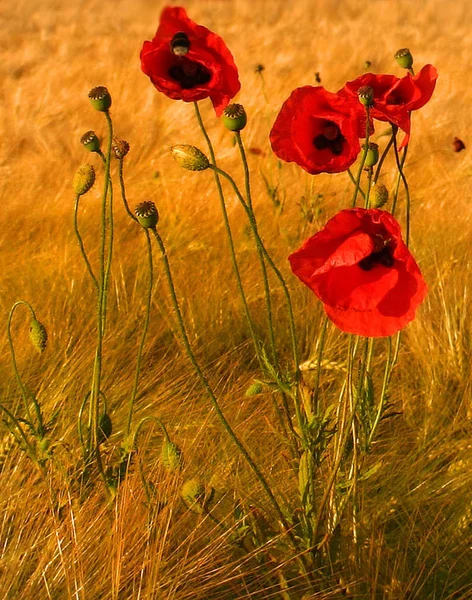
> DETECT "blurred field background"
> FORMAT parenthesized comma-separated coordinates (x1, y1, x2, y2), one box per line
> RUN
(1, 0, 472, 598)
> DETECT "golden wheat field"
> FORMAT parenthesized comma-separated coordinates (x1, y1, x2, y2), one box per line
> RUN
(1, 0, 472, 598)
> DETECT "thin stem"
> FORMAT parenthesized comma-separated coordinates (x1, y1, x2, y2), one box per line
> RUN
(193, 102, 264, 373)
(373, 133, 395, 184)
(126, 231, 153, 436)
(7, 301, 44, 434)
(351, 106, 371, 207)
(118, 159, 137, 222)
(209, 164, 306, 443)
(150, 226, 296, 544)
(74, 195, 99, 290)
(0, 402, 37, 459)
(347, 169, 365, 200)
(392, 134, 411, 245)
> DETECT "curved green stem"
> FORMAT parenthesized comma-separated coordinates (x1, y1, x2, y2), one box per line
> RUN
(0, 402, 36, 459)
(351, 106, 371, 207)
(118, 159, 138, 222)
(150, 226, 296, 545)
(373, 133, 395, 184)
(126, 231, 153, 437)
(193, 102, 264, 374)
(7, 301, 44, 435)
(73, 195, 99, 290)
(392, 134, 410, 245)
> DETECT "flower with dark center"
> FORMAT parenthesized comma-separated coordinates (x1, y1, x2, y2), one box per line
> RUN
(270, 86, 360, 175)
(140, 7, 240, 116)
(289, 208, 427, 337)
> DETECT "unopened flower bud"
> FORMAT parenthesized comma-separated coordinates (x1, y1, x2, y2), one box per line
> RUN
(452, 137, 465, 152)
(112, 138, 130, 159)
(394, 48, 413, 70)
(81, 130, 100, 153)
(73, 164, 96, 196)
(135, 201, 159, 229)
(161, 440, 182, 471)
(171, 145, 209, 171)
(222, 103, 247, 132)
(363, 142, 379, 167)
(245, 381, 263, 397)
(358, 86, 374, 107)
(29, 319, 47, 353)
(370, 183, 389, 208)
(88, 86, 112, 112)
(181, 477, 206, 513)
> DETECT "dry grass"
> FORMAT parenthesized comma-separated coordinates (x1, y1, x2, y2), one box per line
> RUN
(1, 0, 472, 597)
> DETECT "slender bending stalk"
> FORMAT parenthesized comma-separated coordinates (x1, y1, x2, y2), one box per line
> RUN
(73, 195, 99, 290)
(150, 226, 296, 544)
(125, 231, 153, 436)
(193, 102, 264, 373)
(351, 107, 371, 207)
(7, 301, 44, 434)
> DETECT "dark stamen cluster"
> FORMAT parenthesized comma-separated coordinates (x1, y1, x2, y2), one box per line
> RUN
(313, 122, 345, 156)
(359, 245, 395, 271)
(168, 59, 211, 89)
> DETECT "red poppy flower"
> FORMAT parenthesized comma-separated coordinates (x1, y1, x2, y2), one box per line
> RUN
(338, 65, 438, 139)
(270, 86, 361, 175)
(140, 7, 240, 116)
(289, 208, 427, 337)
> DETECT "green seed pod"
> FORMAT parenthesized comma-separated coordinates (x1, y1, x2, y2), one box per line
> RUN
(358, 85, 374, 107)
(112, 138, 130, 160)
(222, 103, 247, 132)
(161, 440, 182, 471)
(135, 201, 159, 229)
(81, 130, 100, 153)
(363, 142, 379, 167)
(98, 413, 113, 444)
(245, 381, 264, 397)
(171, 145, 209, 171)
(29, 319, 47, 353)
(73, 163, 96, 196)
(394, 48, 413, 70)
(88, 86, 112, 112)
(38, 436, 51, 454)
(370, 183, 389, 208)
(181, 477, 206, 514)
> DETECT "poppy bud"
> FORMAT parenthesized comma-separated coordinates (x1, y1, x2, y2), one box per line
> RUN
(81, 130, 100, 153)
(73, 164, 96, 196)
(370, 183, 389, 208)
(161, 440, 182, 471)
(222, 103, 247, 132)
(363, 142, 379, 167)
(171, 145, 210, 171)
(135, 201, 159, 229)
(394, 48, 413, 70)
(364, 60, 372, 70)
(112, 138, 130, 160)
(245, 381, 263, 396)
(98, 413, 113, 444)
(181, 477, 206, 513)
(29, 319, 47, 353)
(358, 86, 374, 107)
(88, 86, 112, 112)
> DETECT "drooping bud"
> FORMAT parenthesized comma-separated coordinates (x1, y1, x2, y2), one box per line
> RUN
(171, 145, 210, 171)
(394, 48, 413, 70)
(181, 477, 206, 514)
(222, 103, 247, 132)
(73, 164, 96, 196)
(98, 413, 113, 444)
(29, 319, 48, 353)
(370, 183, 389, 208)
(358, 86, 374, 107)
(161, 440, 182, 471)
(81, 130, 100, 153)
(135, 201, 159, 229)
(112, 138, 130, 160)
(245, 381, 264, 397)
(363, 142, 379, 167)
(452, 137, 466, 153)
(364, 60, 372, 70)
(88, 86, 112, 112)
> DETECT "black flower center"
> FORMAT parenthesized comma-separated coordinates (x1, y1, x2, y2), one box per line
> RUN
(358, 245, 395, 271)
(313, 122, 346, 156)
(168, 58, 212, 90)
